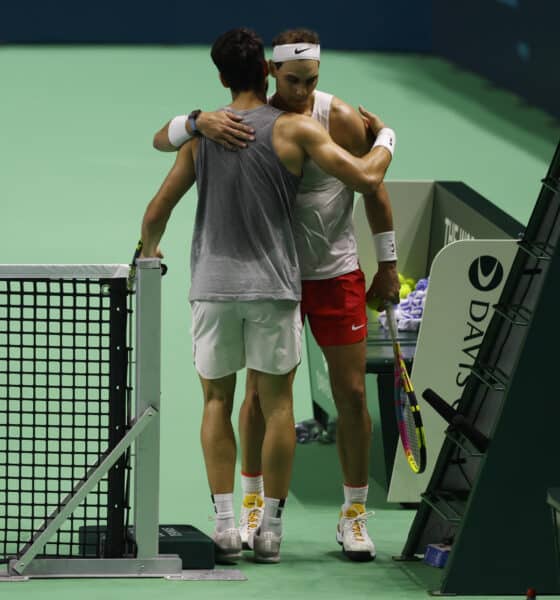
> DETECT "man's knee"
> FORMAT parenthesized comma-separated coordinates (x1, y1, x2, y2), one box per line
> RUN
(203, 388, 234, 415)
(334, 383, 367, 416)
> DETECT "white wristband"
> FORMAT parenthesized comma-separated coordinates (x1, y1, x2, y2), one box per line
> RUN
(373, 231, 397, 262)
(372, 127, 396, 157)
(168, 115, 192, 148)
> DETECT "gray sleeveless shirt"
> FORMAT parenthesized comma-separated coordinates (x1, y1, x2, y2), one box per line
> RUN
(190, 104, 301, 302)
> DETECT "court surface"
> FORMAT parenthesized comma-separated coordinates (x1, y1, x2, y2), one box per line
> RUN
(1, 45, 559, 599)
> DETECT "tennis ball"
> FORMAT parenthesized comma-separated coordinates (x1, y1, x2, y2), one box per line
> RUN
(405, 277, 416, 289)
(398, 272, 405, 284)
(399, 283, 412, 299)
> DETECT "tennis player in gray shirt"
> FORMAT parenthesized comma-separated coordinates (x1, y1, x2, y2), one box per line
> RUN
(139, 27, 395, 564)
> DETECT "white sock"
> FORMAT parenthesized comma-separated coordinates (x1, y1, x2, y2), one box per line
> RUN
(261, 497, 285, 536)
(241, 472, 264, 496)
(343, 484, 368, 511)
(212, 493, 235, 532)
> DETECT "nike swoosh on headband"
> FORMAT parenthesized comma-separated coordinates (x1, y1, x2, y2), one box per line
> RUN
(294, 47, 311, 55)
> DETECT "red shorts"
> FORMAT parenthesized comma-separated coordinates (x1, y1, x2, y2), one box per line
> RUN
(301, 269, 367, 347)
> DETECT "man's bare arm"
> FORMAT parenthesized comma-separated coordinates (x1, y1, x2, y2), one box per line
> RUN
(141, 142, 196, 256)
(329, 98, 400, 305)
(153, 119, 180, 152)
(363, 182, 393, 235)
(329, 97, 374, 157)
(291, 109, 393, 196)
(363, 182, 400, 306)
(328, 99, 394, 227)
(153, 111, 255, 152)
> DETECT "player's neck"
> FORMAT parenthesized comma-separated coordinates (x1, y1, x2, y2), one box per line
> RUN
(230, 90, 267, 111)
(270, 92, 314, 116)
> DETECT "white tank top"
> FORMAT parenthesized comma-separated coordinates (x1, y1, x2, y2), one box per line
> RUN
(293, 91, 359, 280)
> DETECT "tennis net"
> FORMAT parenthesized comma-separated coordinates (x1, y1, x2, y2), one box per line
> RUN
(0, 265, 130, 562)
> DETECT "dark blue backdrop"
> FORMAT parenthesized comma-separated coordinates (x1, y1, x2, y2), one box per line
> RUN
(2, 0, 558, 118)
(0, 0, 433, 51)
(433, 0, 560, 119)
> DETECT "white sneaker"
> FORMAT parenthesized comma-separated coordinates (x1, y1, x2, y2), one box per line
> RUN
(336, 503, 376, 561)
(212, 527, 242, 564)
(239, 493, 264, 550)
(253, 528, 282, 563)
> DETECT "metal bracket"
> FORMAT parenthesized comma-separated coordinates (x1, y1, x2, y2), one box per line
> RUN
(10, 406, 158, 576)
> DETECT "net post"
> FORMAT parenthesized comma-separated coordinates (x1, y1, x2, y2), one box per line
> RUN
(133, 258, 162, 559)
(105, 277, 128, 557)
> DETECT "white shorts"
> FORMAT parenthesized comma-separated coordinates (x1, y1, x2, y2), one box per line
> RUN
(190, 300, 302, 380)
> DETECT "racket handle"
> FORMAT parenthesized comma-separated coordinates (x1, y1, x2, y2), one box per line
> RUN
(422, 388, 489, 453)
(385, 303, 398, 340)
(130, 239, 143, 266)
(132, 240, 168, 275)
(129, 240, 168, 288)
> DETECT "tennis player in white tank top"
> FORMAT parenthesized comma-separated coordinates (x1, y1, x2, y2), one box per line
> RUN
(153, 28, 399, 562)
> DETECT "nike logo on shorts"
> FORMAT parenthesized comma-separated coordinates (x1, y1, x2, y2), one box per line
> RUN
(351, 324, 366, 331)
(294, 47, 311, 55)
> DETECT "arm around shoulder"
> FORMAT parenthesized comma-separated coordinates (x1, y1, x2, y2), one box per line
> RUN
(329, 97, 374, 156)
(295, 115, 394, 195)
(153, 115, 196, 152)
(153, 110, 256, 152)
(153, 117, 182, 152)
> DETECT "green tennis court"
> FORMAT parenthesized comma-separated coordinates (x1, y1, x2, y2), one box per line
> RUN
(1, 45, 559, 599)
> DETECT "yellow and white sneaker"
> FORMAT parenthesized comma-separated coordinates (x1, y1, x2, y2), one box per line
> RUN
(239, 493, 264, 550)
(336, 503, 376, 561)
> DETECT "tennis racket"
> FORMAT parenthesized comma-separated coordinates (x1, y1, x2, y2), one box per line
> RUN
(127, 239, 168, 291)
(386, 304, 427, 474)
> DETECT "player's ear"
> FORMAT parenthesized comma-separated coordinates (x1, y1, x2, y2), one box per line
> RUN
(218, 73, 229, 89)
(268, 60, 277, 78)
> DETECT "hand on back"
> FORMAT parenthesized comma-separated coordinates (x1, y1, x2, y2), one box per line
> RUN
(197, 110, 255, 150)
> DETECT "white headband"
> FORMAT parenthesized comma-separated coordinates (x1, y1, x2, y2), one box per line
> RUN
(272, 43, 321, 62)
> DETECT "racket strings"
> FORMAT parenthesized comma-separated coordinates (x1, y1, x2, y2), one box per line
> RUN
(400, 389, 422, 456)
(389, 310, 426, 474)
(394, 357, 425, 472)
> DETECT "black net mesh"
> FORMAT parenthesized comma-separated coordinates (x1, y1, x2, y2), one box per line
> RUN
(0, 275, 129, 562)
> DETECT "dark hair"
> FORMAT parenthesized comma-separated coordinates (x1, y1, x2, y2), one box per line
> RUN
(211, 28, 266, 93)
(271, 28, 320, 47)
